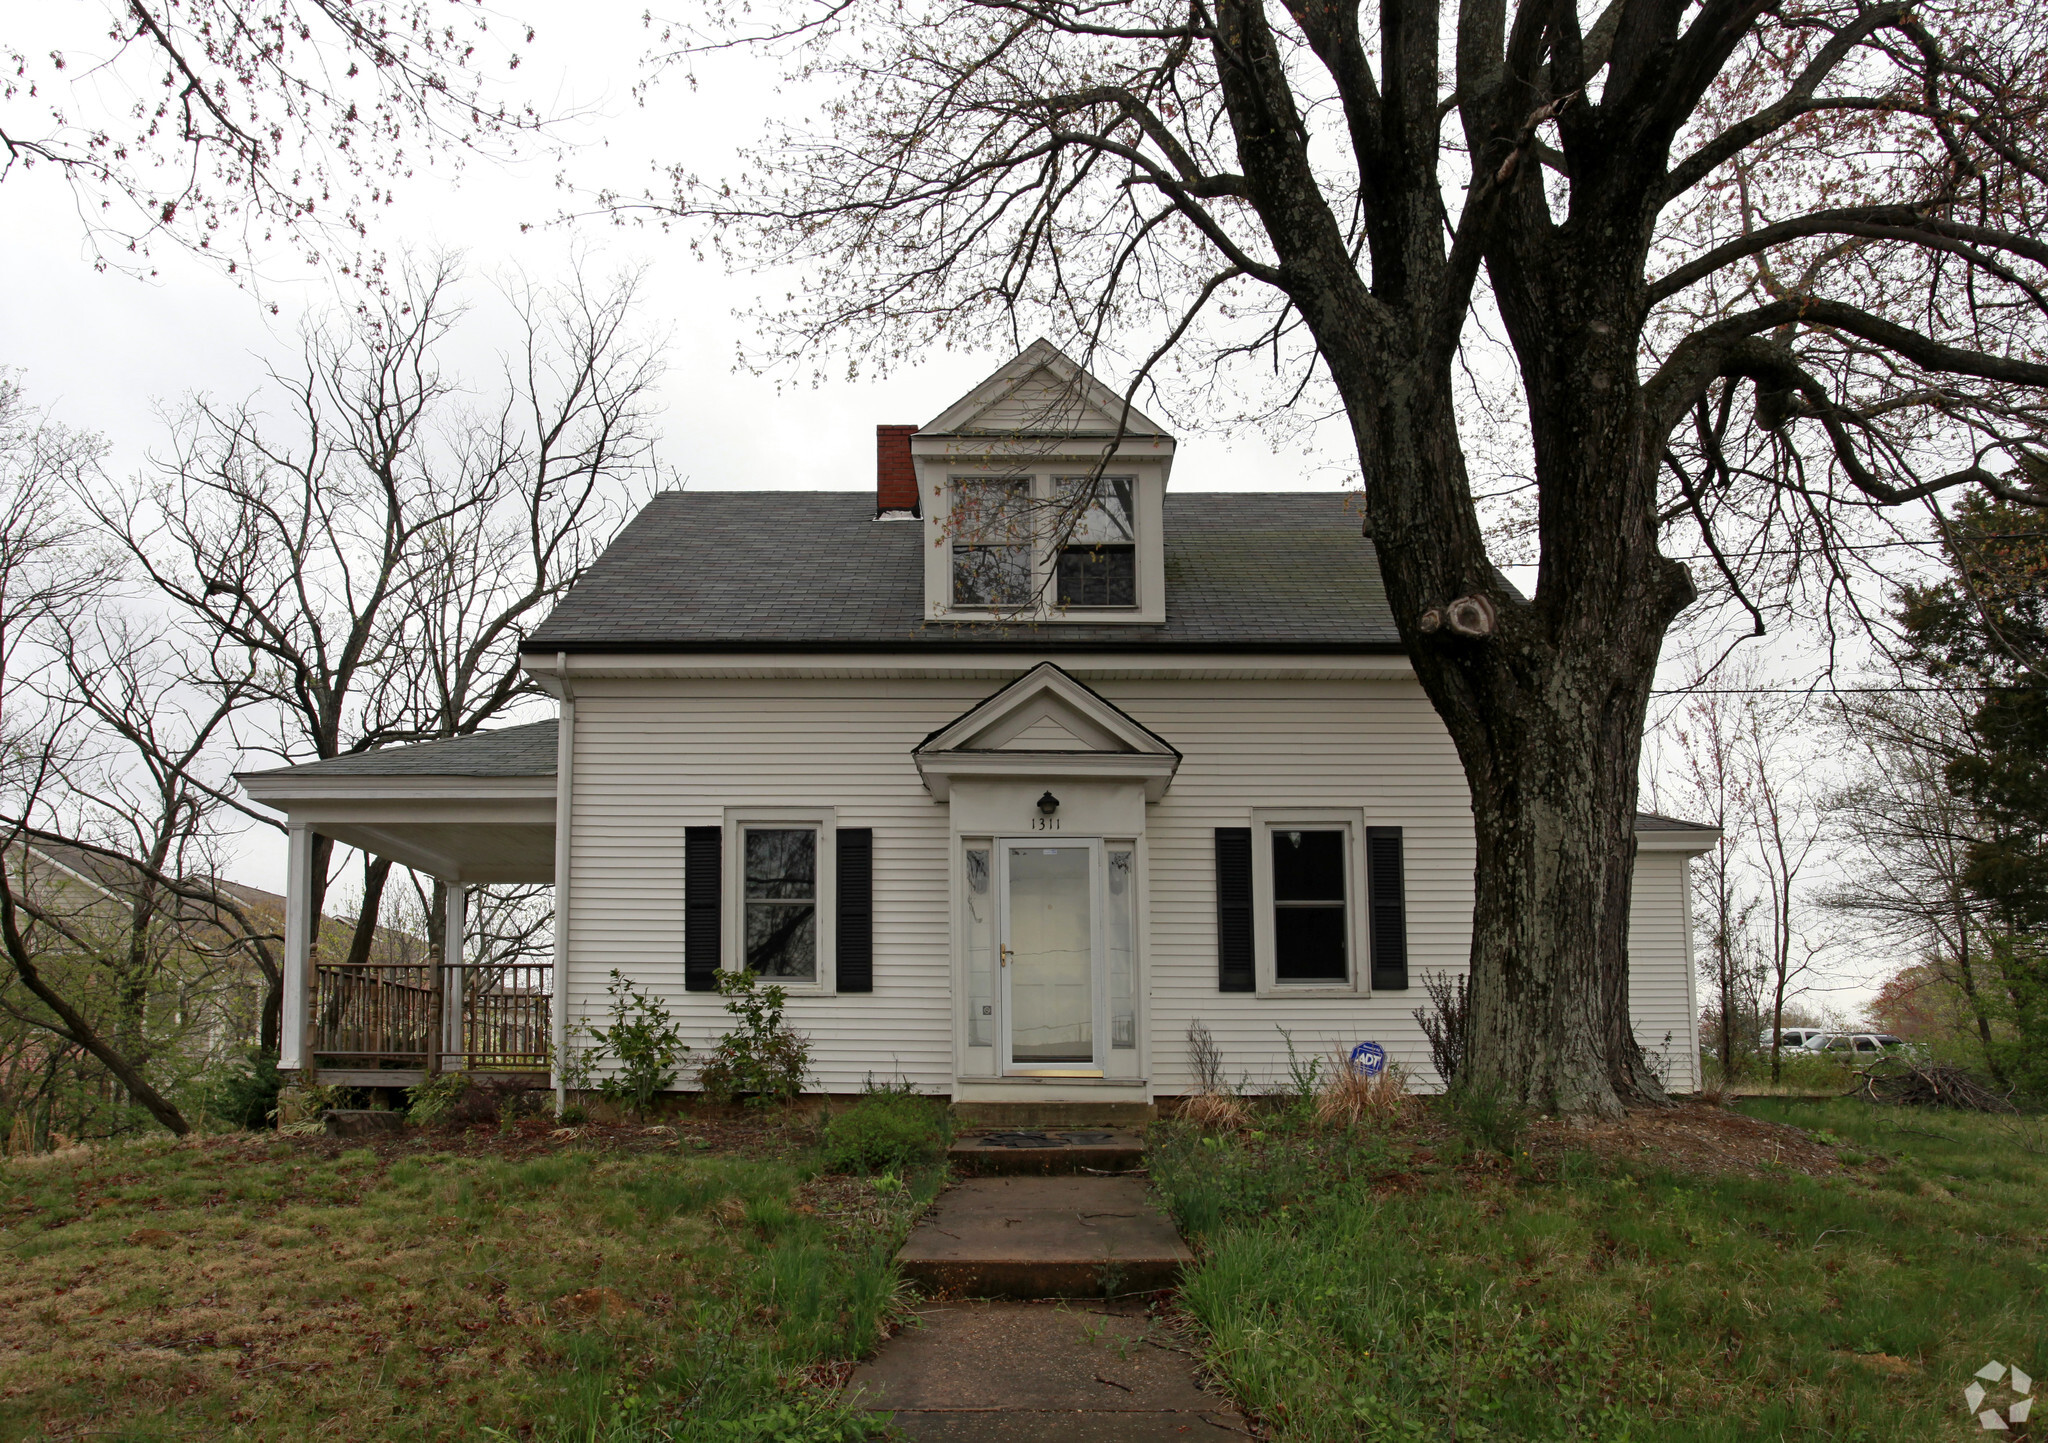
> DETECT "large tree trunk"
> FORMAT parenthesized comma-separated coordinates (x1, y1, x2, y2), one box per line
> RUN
(1338, 332, 1690, 1117)
(342, 856, 392, 969)
(1456, 681, 1665, 1117)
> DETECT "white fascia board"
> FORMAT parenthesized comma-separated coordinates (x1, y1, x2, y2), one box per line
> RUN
(521, 651, 1416, 683)
(1635, 828, 1722, 854)
(236, 774, 556, 806)
(908, 434, 1177, 463)
(915, 749, 1181, 801)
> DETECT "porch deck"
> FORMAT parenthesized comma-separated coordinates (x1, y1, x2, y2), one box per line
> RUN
(304, 958, 552, 1089)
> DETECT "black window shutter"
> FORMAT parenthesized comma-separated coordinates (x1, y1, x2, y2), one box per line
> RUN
(1215, 827, 1255, 993)
(835, 828, 874, 994)
(684, 825, 722, 992)
(1366, 826, 1409, 991)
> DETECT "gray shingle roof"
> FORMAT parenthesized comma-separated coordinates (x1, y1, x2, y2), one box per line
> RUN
(520, 491, 1400, 653)
(1633, 811, 1720, 833)
(239, 721, 559, 780)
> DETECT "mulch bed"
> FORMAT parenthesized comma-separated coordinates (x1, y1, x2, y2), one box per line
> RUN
(1526, 1101, 1846, 1179)
(262, 1111, 822, 1166)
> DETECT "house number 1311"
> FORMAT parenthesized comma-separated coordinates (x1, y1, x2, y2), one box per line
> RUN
(1029, 815, 1061, 830)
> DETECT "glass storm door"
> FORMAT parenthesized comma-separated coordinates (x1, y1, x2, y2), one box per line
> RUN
(1000, 841, 1099, 1073)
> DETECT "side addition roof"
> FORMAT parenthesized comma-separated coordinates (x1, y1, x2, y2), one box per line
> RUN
(521, 491, 1398, 655)
(237, 721, 560, 782)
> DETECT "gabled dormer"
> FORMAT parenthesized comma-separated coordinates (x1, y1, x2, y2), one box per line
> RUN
(898, 340, 1175, 626)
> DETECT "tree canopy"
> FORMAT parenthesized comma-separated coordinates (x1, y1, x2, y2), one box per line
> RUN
(635, 0, 2048, 1114)
(3, 1, 546, 275)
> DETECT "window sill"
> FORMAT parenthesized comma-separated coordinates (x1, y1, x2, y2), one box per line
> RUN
(1256, 982, 1365, 999)
(930, 606, 1166, 626)
(968, 1074, 1148, 1087)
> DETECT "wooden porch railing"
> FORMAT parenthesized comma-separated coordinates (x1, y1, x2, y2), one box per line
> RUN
(310, 960, 551, 1073)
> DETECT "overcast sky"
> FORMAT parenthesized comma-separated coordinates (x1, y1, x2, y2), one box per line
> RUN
(1, 4, 1904, 1016)
(2, 5, 1343, 503)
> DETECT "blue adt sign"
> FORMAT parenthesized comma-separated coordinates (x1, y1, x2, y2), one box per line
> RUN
(1349, 1041, 1386, 1077)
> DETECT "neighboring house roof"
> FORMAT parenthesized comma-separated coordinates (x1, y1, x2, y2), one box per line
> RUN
(21, 839, 287, 919)
(252, 719, 1710, 836)
(519, 491, 1399, 655)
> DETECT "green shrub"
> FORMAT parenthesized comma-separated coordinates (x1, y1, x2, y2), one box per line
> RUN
(697, 970, 810, 1106)
(406, 1072, 469, 1126)
(196, 1048, 284, 1130)
(822, 1087, 950, 1173)
(586, 970, 691, 1117)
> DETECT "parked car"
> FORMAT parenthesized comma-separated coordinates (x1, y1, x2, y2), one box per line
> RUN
(1802, 1032, 1907, 1056)
(1760, 1027, 1829, 1050)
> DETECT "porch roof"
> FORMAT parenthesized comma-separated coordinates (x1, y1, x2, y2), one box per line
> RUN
(234, 722, 558, 884)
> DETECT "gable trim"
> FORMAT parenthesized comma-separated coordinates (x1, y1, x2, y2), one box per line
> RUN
(915, 662, 1181, 758)
(919, 338, 1168, 438)
(912, 661, 1183, 801)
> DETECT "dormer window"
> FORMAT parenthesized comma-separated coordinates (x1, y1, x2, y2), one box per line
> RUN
(948, 474, 1140, 612)
(950, 478, 1033, 607)
(916, 338, 1173, 625)
(1054, 478, 1135, 608)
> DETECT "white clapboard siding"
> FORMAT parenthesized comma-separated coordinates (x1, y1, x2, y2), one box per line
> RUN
(1626, 851, 1702, 1093)
(1111, 678, 1474, 1094)
(563, 674, 1701, 1097)
(566, 678, 988, 1090)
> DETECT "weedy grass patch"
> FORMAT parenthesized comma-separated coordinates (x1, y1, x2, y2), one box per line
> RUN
(0, 1118, 939, 1441)
(1151, 1097, 2048, 1441)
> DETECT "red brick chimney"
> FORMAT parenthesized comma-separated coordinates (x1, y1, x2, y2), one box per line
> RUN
(876, 424, 921, 516)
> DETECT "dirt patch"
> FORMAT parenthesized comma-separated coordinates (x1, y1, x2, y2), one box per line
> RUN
(553, 1285, 635, 1321)
(1527, 1100, 1846, 1179)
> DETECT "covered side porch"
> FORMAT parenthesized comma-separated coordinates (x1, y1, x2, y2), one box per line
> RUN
(235, 721, 562, 1090)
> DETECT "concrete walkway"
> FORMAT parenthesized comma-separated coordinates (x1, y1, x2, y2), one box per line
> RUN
(848, 1130, 1246, 1439)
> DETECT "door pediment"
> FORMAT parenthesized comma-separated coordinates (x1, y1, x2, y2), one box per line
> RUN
(913, 662, 1181, 801)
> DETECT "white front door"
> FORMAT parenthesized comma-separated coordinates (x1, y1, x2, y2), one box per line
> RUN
(999, 838, 1101, 1075)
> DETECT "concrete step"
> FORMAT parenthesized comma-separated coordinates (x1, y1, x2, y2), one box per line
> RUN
(949, 1129, 1145, 1177)
(896, 1176, 1192, 1299)
(846, 1300, 1248, 1440)
(950, 1101, 1155, 1128)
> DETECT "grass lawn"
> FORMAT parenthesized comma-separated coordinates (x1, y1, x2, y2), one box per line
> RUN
(0, 1113, 938, 1442)
(1151, 1096, 2048, 1441)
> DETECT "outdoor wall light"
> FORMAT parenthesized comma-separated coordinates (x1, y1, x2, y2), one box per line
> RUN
(1037, 790, 1060, 816)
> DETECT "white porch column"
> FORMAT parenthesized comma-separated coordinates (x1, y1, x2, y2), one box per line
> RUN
(552, 686, 574, 1107)
(441, 882, 468, 1069)
(279, 823, 315, 1073)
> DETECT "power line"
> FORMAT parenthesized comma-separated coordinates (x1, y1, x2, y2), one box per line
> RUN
(1659, 531, 2045, 563)
(1651, 684, 2034, 695)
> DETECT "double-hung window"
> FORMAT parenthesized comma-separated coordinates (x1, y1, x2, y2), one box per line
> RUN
(742, 826, 818, 981)
(1272, 829, 1349, 982)
(948, 474, 1139, 612)
(950, 478, 1033, 608)
(1054, 477, 1136, 608)
(1245, 810, 1367, 992)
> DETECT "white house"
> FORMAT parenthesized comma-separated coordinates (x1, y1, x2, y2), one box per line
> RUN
(239, 342, 1715, 1112)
